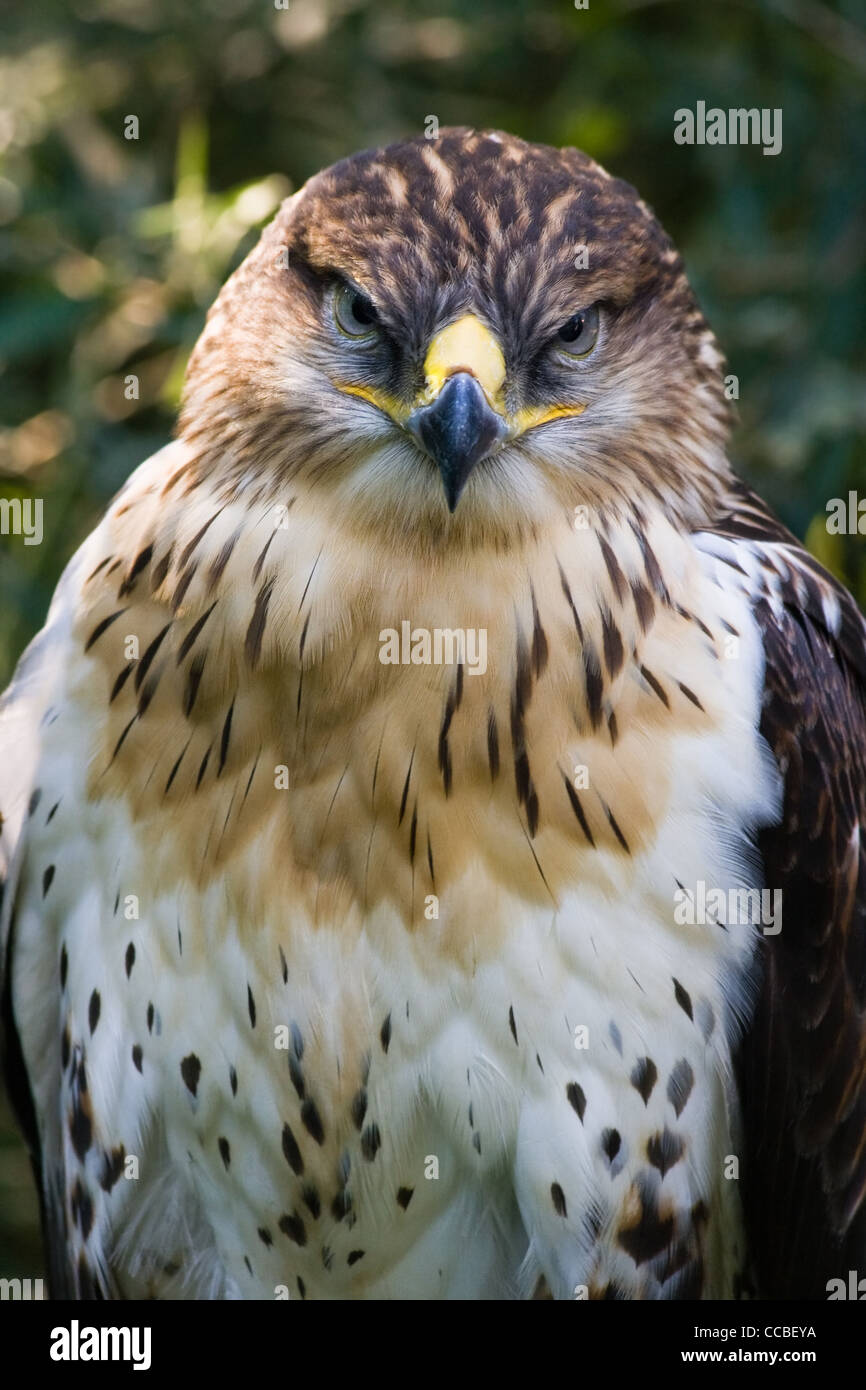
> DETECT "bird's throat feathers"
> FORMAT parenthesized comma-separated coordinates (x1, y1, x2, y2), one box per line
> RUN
(73, 441, 747, 929)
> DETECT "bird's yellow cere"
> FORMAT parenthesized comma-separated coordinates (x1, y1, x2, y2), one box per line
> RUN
(420, 314, 507, 407)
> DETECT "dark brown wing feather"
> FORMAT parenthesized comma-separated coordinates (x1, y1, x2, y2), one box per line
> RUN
(716, 484, 866, 1298)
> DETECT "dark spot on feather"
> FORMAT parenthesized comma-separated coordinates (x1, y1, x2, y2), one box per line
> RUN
(678, 681, 704, 710)
(331, 1188, 352, 1222)
(258, 1227, 273, 1247)
(205, 525, 243, 593)
(229, 1065, 238, 1096)
(252, 527, 279, 584)
(361, 1125, 381, 1161)
(86, 555, 111, 583)
(151, 545, 173, 590)
(136, 673, 159, 718)
(630, 1056, 658, 1105)
(278, 1212, 307, 1246)
(640, 665, 669, 707)
(85, 608, 126, 653)
(163, 742, 189, 794)
(508, 1005, 518, 1044)
(558, 562, 584, 642)
(602, 1128, 621, 1163)
(184, 653, 206, 717)
(118, 543, 153, 598)
(551, 1182, 567, 1217)
(672, 978, 693, 1020)
(584, 646, 604, 728)
(180, 1053, 201, 1096)
(69, 1100, 92, 1162)
(73, 1180, 94, 1240)
(301, 1098, 325, 1145)
(302, 1185, 321, 1219)
(667, 1059, 694, 1118)
(247, 984, 256, 1028)
(352, 1089, 368, 1130)
(487, 708, 500, 779)
(566, 1082, 586, 1121)
(88, 990, 100, 1035)
(605, 803, 630, 854)
(171, 563, 197, 611)
(132, 1044, 143, 1072)
(42, 864, 55, 897)
(380, 1013, 392, 1053)
(599, 535, 626, 603)
(530, 587, 549, 675)
(563, 773, 595, 846)
(602, 610, 624, 679)
(217, 700, 235, 776)
(245, 578, 276, 669)
(218, 1136, 231, 1169)
(438, 696, 455, 795)
(647, 1127, 684, 1177)
(195, 744, 212, 789)
(631, 580, 654, 633)
(282, 1123, 303, 1175)
(176, 602, 217, 664)
(135, 623, 171, 693)
(398, 751, 414, 824)
(179, 511, 223, 568)
(347, 1249, 365, 1266)
(110, 714, 138, 763)
(100, 1146, 125, 1192)
(630, 524, 670, 603)
(396, 1186, 414, 1209)
(109, 664, 133, 703)
(409, 804, 418, 863)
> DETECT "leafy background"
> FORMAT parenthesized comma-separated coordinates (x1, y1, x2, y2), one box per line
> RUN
(1, 0, 864, 1284)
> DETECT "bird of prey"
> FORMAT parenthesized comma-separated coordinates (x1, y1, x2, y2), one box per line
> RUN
(1, 128, 864, 1301)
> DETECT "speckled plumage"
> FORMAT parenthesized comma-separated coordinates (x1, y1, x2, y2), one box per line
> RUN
(2, 130, 865, 1300)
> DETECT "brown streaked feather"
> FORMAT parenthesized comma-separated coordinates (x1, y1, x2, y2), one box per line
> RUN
(718, 492, 866, 1297)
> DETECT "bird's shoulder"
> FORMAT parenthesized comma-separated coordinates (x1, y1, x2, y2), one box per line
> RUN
(698, 480, 866, 1296)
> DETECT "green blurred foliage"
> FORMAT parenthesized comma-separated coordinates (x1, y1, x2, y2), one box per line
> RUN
(0, 0, 864, 1280)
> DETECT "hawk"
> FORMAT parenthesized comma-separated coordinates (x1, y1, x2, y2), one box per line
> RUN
(1, 128, 864, 1301)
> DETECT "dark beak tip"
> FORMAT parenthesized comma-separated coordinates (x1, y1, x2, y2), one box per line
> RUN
(410, 371, 506, 511)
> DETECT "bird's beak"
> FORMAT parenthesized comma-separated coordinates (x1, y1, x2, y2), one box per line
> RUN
(406, 316, 508, 512)
(337, 312, 587, 512)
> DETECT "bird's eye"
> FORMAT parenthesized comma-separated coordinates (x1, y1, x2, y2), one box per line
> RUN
(555, 304, 600, 358)
(333, 282, 380, 339)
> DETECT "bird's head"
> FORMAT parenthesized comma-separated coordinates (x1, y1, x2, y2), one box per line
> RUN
(180, 128, 733, 552)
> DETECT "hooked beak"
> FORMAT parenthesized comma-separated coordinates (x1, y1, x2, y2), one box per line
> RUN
(406, 371, 507, 512)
